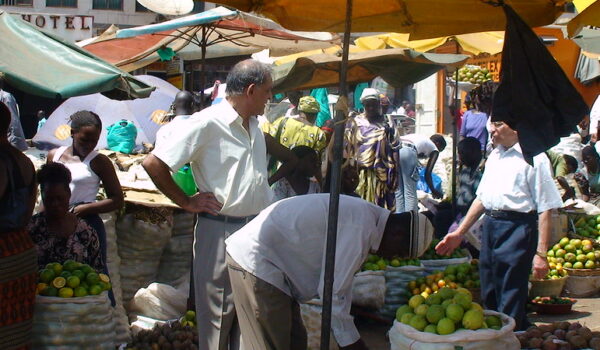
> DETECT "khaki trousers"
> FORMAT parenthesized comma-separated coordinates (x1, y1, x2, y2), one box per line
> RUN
(194, 216, 247, 350)
(226, 254, 307, 350)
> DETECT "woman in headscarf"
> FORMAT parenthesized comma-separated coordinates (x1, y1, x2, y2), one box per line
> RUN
(575, 145, 600, 205)
(341, 88, 398, 210)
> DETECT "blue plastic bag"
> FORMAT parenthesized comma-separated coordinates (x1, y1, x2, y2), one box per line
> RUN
(416, 167, 443, 195)
(106, 119, 137, 154)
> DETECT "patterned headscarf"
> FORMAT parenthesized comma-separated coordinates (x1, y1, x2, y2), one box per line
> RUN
(298, 96, 320, 114)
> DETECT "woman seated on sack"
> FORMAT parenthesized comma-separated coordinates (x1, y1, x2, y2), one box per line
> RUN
(575, 145, 600, 205)
(273, 145, 321, 200)
(28, 162, 104, 271)
(46, 111, 123, 273)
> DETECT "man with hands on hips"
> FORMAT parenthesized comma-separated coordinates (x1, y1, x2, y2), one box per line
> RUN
(435, 121, 562, 331)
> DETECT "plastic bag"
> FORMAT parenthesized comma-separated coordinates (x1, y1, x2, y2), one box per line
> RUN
(32, 292, 116, 349)
(101, 212, 130, 344)
(299, 301, 339, 350)
(352, 270, 386, 309)
(129, 282, 187, 320)
(172, 166, 197, 196)
(379, 265, 425, 319)
(389, 310, 519, 350)
(564, 275, 600, 297)
(420, 254, 471, 275)
(116, 212, 172, 306)
(107, 119, 138, 154)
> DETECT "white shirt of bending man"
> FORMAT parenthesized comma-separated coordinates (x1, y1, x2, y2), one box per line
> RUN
(225, 194, 391, 347)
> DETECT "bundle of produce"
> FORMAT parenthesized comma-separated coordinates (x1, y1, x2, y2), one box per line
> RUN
(125, 315, 199, 350)
(101, 211, 131, 343)
(389, 288, 519, 349)
(157, 211, 194, 285)
(116, 205, 173, 306)
(570, 214, 600, 241)
(530, 296, 577, 315)
(419, 239, 471, 274)
(407, 261, 480, 299)
(516, 321, 600, 349)
(449, 65, 493, 84)
(547, 237, 600, 273)
(33, 262, 116, 349)
(37, 260, 112, 298)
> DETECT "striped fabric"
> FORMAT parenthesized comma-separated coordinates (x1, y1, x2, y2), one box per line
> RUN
(0, 229, 37, 350)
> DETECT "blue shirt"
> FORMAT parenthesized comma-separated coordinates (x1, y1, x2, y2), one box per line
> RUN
(460, 110, 488, 150)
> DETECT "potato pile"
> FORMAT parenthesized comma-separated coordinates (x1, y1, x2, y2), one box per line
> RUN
(516, 322, 600, 350)
(126, 320, 198, 350)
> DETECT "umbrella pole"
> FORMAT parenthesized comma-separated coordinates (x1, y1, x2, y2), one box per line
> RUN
(451, 42, 459, 218)
(200, 25, 207, 107)
(320, 0, 353, 349)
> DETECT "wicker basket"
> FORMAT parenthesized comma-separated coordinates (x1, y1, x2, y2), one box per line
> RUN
(565, 267, 600, 277)
(528, 277, 567, 298)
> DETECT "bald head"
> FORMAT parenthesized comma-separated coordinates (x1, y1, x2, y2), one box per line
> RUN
(225, 59, 272, 97)
(174, 91, 195, 116)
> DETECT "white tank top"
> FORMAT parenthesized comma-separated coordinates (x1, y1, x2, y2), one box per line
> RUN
(53, 146, 100, 205)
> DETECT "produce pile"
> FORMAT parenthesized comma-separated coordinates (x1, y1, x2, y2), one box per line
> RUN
(547, 237, 600, 270)
(37, 260, 111, 298)
(516, 322, 600, 349)
(126, 311, 198, 350)
(420, 239, 468, 260)
(361, 254, 420, 271)
(395, 288, 500, 335)
(531, 296, 576, 305)
(451, 65, 493, 84)
(407, 261, 480, 298)
(572, 215, 600, 240)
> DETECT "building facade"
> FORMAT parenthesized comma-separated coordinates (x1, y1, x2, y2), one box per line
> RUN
(0, 0, 165, 41)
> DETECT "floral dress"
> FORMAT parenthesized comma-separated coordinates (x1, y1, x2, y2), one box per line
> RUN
(28, 212, 104, 271)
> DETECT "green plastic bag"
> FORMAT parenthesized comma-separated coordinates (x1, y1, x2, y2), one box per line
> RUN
(172, 165, 197, 196)
(106, 119, 137, 154)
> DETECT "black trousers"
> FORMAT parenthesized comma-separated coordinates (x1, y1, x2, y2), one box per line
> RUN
(480, 212, 537, 331)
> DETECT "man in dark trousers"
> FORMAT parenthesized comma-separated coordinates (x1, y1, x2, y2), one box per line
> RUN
(436, 121, 562, 330)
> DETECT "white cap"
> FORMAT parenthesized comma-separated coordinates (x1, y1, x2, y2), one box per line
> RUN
(360, 88, 380, 103)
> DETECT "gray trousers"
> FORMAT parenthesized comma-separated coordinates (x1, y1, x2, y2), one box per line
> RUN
(194, 216, 249, 350)
(227, 254, 307, 350)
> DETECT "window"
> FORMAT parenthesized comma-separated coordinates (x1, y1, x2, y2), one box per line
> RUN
(135, 1, 149, 12)
(92, 0, 122, 10)
(0, 0, 33, 6)
(45, 0, 76, 7)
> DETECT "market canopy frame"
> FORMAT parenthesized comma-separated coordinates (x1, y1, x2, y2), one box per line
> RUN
(0, 11, 153, 100)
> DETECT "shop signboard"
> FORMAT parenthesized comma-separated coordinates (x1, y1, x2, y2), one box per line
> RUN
(12, 12, 93, 42)
(466, 53, 502, 82)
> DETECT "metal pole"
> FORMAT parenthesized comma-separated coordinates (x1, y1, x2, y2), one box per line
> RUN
(320, 0, 352, 349)
(451, 41, 459, 217)
(200, 25, 207, 107)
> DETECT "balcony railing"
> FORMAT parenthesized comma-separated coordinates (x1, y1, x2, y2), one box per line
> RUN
(0, 0, 33, 6)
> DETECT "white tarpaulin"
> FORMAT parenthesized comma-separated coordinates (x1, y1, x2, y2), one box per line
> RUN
(33, 75, 179, 150)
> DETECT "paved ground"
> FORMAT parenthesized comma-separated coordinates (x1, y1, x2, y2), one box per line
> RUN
(357, 296, 600, 350)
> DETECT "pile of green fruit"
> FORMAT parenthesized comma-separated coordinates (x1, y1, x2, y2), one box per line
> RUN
(361, 254, 420, 271)
(37, 260, 111, 298)
(547, 237, 600, 270)
(452, 65, 493, 84)
(407, 261, 480, 298)
(420, 239, 468, 260)
(396, 288, 502, 335)
(179, 310, 197, 327)
(572, 215, 600, 240)
(126, 318, 198, 350)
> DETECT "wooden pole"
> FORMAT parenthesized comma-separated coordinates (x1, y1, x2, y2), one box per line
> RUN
(320, 0, 352, 348)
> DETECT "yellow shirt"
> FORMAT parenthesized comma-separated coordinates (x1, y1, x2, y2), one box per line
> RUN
(262, 116, 327, 152)
(152, 100, 274, 217)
